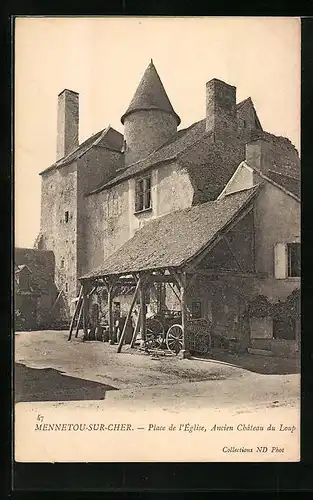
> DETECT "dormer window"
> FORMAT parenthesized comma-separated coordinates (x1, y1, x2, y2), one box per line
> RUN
(135, 176, 151, 213)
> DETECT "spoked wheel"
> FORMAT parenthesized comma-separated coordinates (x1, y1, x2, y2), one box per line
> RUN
(145, 318, 165, 349)
(166, 324, 183, 355)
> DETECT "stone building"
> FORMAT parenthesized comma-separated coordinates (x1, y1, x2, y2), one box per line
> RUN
(14, 248, 61, 330)
(35, 60, 300, 355)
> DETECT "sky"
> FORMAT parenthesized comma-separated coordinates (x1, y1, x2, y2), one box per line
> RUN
(15, 17, 300, 248)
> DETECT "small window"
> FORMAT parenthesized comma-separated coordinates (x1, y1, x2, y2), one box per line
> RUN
(274, 242, 300, 279)
(65, 282, 68, 292)
(135, 176, 151, 212)
(60, 259, 64, 268)
(191, 300, 202, 319)
(65, 211, 69, 223)
(287, 243, 300, 277)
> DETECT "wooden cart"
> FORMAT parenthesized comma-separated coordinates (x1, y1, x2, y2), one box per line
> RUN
(145, 313, 212, 356)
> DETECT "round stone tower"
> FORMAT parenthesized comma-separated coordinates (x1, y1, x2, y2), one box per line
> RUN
(121, 60, 181, 166)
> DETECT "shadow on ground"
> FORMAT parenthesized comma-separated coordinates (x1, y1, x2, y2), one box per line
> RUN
(15, 363, 118, 403)
(203, 351, 300, 375)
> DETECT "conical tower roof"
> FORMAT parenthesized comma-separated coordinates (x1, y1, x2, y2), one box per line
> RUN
(121, 60, 181, 125)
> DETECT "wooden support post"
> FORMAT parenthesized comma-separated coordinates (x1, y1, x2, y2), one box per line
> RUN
(170, 269, 191, 359)
(67, 286, 83, 341)
(179, 271, 190, 359)
(170, 276, 191, 314)
(74, 299, 84, 338)
(87, 286, 97, 298)
(117, 277, 141, 353)
(107, 279, 115, 345)
(139, 276, 147, 348)
(130, 309, 141, 348)
(82, 285, 89, 341)
(49, 288, 64, 318)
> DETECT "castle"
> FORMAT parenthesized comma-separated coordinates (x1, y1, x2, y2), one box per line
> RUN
(28, 60, 300, 355)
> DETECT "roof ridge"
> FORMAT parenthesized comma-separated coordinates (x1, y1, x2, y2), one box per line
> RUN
(236, 97, 252, 109)
(121, 61, 181, 125)
(268, 168, 300, 181)
(79, 187, 259, 280)
(39, 127, 122, 175)
(246, 164, 300, 201)
(86, 120, 208, 195)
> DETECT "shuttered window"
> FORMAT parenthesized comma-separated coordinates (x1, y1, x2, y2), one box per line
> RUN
(274, 243, 288, 279)
(287, 243, 301, 277)
(135, 176, 151, 212)
(274, 243, 300, 279)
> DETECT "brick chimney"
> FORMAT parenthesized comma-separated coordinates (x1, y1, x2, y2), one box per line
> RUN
(206, 78, 237, 138)
(245, 138, 272, 173)
(56, 89, 79, 161)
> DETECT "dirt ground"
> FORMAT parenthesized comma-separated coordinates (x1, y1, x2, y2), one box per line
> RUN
(14, 330, 300, 413)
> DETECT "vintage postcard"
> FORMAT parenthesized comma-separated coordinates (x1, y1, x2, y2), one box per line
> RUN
(14, 16, 301, 463)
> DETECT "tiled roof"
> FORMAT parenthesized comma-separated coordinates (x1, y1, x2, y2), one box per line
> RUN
(40, 126, 123, 175)
(80, 186, 259, 279)
(236, 97, 263, 130)
(267, 170, 301, 198)
(15, 264, 32, 274)
(121, 60, 181, 125)
(89, 107, 299, 198)
(88, 120, 208, 194)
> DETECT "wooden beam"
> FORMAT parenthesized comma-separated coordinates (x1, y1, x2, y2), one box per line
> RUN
(82, 286, 89, 341)
(48, 288, 64, 318)
(168, 282, 181, 303)
(117, 277, 141, 353)
(87, 286, 97, 298)
(139, 276, 147, 348)
(67, 287, 83, 341)
(188, 205, 254, 269)
(74, 299, 84, 338)
(170, 268, 184, 288)
(222, 235, 244, 272)
(190, 268, 261, 278)
(180, 271, 188, 355)
(147, 275, 177, 284)
(105, 278, 116, 345)
(130, 309, 141, 348)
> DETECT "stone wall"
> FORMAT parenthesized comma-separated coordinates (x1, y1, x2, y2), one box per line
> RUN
(254, 181, 300, 300)
(124, 110, 177, 166)
(206, 79, 237, 138)
(77, 148, 123, 276)
(82, 161, 195, 276)
(39, 162, 78, 316)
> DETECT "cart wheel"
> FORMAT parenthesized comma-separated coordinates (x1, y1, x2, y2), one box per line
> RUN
(146, 319, 165, 349)
(166, 324, 183, 354)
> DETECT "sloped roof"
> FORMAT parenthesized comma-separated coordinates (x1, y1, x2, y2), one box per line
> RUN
(80, 186, 259, 280)
(236, 97, 263, 130)
(15, 264, 32, 274)
(89, 103, 299, 199)
(121, 60, 181, 125)
(266, 170, 300, 198)
(88, 119, 207, 194)
(40, 126, 123, 175)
